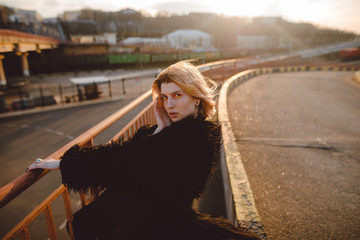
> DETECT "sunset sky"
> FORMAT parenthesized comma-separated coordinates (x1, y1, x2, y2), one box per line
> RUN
(1, 0, 359, 34)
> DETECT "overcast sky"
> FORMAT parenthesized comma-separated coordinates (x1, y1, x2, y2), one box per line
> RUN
(1, 0, 359, 34)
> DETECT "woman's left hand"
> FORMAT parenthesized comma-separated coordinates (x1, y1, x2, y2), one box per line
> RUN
(26, 157, 60, 171)
(153, 91, 172, 134)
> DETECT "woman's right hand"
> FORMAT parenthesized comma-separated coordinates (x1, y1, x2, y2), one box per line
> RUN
(26, 157, 60, 171)
(153, 91, 172, 134)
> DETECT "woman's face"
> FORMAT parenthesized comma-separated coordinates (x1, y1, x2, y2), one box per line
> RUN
(160, 82, 197, 122)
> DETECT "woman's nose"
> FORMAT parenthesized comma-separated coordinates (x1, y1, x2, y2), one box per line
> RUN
(167, 98, 175, 108)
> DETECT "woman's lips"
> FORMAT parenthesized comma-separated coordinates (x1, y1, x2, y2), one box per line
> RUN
(169, 112, 178, 118)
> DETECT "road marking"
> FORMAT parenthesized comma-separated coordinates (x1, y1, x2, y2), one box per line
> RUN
(237, 137, 332, 149)
(59, 219, 67, 230)
(1, 123, 74, 139)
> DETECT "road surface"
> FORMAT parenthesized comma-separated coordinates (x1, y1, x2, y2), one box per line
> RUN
(228, 71, 360, 239)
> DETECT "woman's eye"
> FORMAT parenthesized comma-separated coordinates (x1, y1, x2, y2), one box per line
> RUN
(161, 95, 168, 100)
(174, 94, 182, 99)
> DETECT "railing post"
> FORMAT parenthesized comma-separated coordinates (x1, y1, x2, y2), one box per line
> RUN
(18, 86, 25, 110)
(126, 129, 130, 140)
(76, 84, 83, 102)
(108, 80, 112, 98)
(122, 78, 126, 94)
(131, 125, 135, 135)
(62, 187, 75, 240)
(44, 205, 58, 240)
(59, 84, 64, 104)
(39, 85, 45, 106)
(79, 190, 87, 207)
(20, 226, 31, 240)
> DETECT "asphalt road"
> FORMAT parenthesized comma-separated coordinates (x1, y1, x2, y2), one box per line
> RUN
(228, 71, 360, 239)
(0, 97, 152, 239)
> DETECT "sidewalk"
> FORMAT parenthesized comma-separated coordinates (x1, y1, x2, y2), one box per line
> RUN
(0, 96, 127, 119)
(1, 68, 160, 119)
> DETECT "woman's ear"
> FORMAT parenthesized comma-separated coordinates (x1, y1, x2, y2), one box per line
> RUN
(195, 98, 200, 106)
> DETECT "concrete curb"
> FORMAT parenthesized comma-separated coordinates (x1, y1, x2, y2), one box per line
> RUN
(0, 96, 125, 119)
(218, 70, 264, 238)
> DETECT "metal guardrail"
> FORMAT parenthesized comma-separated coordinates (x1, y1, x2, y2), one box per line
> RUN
(1, 90, 155, 240)
(1, 56, 359, 239)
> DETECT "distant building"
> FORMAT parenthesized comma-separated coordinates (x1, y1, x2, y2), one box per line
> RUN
(9, 8, 42, 24)
(8, 8, 43, 34)
(62, 43, 108, 55)
(42, 18, 59, 24)
(70, 32, 117, 45)
(117, 8, 139, 15)
(120, 37, 169, 51)
(164, 29, 213, 50)
(63, 11, 81, 21)
(103, 33, 117, 45)
(120, 29, 214, 52)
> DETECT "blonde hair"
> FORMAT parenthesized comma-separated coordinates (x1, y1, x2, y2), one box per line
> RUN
(152, 60, 217, 120)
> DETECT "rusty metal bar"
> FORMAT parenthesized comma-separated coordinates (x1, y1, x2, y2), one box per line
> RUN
(145, 111, 149, 123)
(83, 139, 94, 147)
(135, 119, 139, 130)
(131, 125, 135, 135)
(126, 129, 130, 140)
(20, 227, 30, 240)
(113, 102, 154, 141)
(79, 190, 87, 208)
(2, 185, 65, 239)
(62, 188, 75, 240)
(44, 205, 57, 240)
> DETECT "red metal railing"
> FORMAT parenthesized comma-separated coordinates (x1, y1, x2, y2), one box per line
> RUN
(1, 56, 359, 239)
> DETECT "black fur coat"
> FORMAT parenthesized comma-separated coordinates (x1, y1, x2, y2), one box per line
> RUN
(60, 116, 259, 240)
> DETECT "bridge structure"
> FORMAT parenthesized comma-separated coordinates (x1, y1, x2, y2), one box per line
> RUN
(0, 42, 360, 239)
(0, 29, 60, 86)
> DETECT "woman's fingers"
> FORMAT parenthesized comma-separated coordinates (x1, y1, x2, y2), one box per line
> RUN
(152, 91, 172, 130)
(26, 161, 44, 171)
(26, 158, 60, 171)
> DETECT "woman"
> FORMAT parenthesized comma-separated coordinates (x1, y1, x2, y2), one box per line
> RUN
(27, 60, 259, 240)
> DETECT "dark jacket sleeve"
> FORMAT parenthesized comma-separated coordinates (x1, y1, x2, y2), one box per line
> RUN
(60, 117, 222, 202)
(59, 125, 157, 192)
